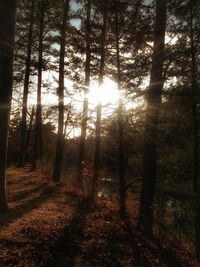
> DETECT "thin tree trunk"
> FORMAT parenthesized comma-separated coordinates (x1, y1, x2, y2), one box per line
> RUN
(0, 0, 17, 212)
(53, 0, 69, 183)
(138, 0, 167, 234)
(18, 0, 35, 167)
(31, 0, 45, 171)
(25, 106, 35, 162)
(77, 0, 91, 188)
(91, 0, 108, 201)
(189, 1, 199, 195)
(115, 0, 126, 219)
(189, 0, 200, 260)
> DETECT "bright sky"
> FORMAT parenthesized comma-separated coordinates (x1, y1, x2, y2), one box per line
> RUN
(27, 71, 124, 138)
(69, 1, 82, 29)
(28, 71, 120, 110)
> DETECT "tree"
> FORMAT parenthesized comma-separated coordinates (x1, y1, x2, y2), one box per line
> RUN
(18, 0, 35, 167)
(91, 0, 108, 200)
(114, 0, 126, 219)
(31, 0, 45, 171)
(0, 0, 17, 211)
(188, 0, 200, 260)
(25, 106, 35, 162)
(77, 0, 91, 188)
(139, 0, 167, 234)
(53, 0, 70, 182)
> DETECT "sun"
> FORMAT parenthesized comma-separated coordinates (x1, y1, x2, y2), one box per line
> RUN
(88, 77, 119, 106)
(27, 73, 120, 115)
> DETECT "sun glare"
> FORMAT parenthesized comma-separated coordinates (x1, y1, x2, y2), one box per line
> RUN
(89, 77, 119, 106)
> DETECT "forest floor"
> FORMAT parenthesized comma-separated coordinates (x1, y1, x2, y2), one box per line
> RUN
(0, 167, 199, 267)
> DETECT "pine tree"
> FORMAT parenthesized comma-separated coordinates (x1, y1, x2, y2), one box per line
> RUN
(31, 0, 46, 171)
(139, 0, 167, 234)
(91, 0, 108, 200)
(18, 0, 35, 167)
(77, 0, 92, 188)
(53, 0, 70, 182)
(114, 0, 126, 219)
(0, 0, 17, 212)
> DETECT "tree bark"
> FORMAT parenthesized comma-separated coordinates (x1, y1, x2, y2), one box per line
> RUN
(138, 0, 167, 234)
(189, 0, 200, 260)
(91, 0, 108, 201)
(77, 0, 91, 188)
(0, 0, 17, 211)
(18, 0, 35, 167)
(115, 0, 126, 219)
(31, 0, 45, 171)
(25, 105, 35, 162)
(189, 1, 199, 195)
(53, 0, 69, 183)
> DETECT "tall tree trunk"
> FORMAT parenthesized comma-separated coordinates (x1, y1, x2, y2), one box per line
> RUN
(91, 0, 108, 200)
(31, 0, 45, 171)
(0, 0, 17, 212)
(53, 0, 69, 183)
(115, 0, 126, 219)
(189, 0, 199, 195)
(189, 0, 200, 260)
(138, 0, 167, 234)
(25, 106, 35, 162)
(18, 0, 35, 167)
(77, 0, 91, 188)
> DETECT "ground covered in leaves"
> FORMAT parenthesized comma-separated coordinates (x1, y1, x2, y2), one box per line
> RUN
(0, 167, 199, 267)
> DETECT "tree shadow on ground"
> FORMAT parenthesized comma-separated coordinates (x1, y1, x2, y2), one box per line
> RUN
(0, 184, 56, 228)
(10, 182, 48, 201)
(46, 197, 92, 267)
(125, 219, 190, 267)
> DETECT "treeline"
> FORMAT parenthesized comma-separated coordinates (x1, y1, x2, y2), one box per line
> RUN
(0, 0, 200, 262)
